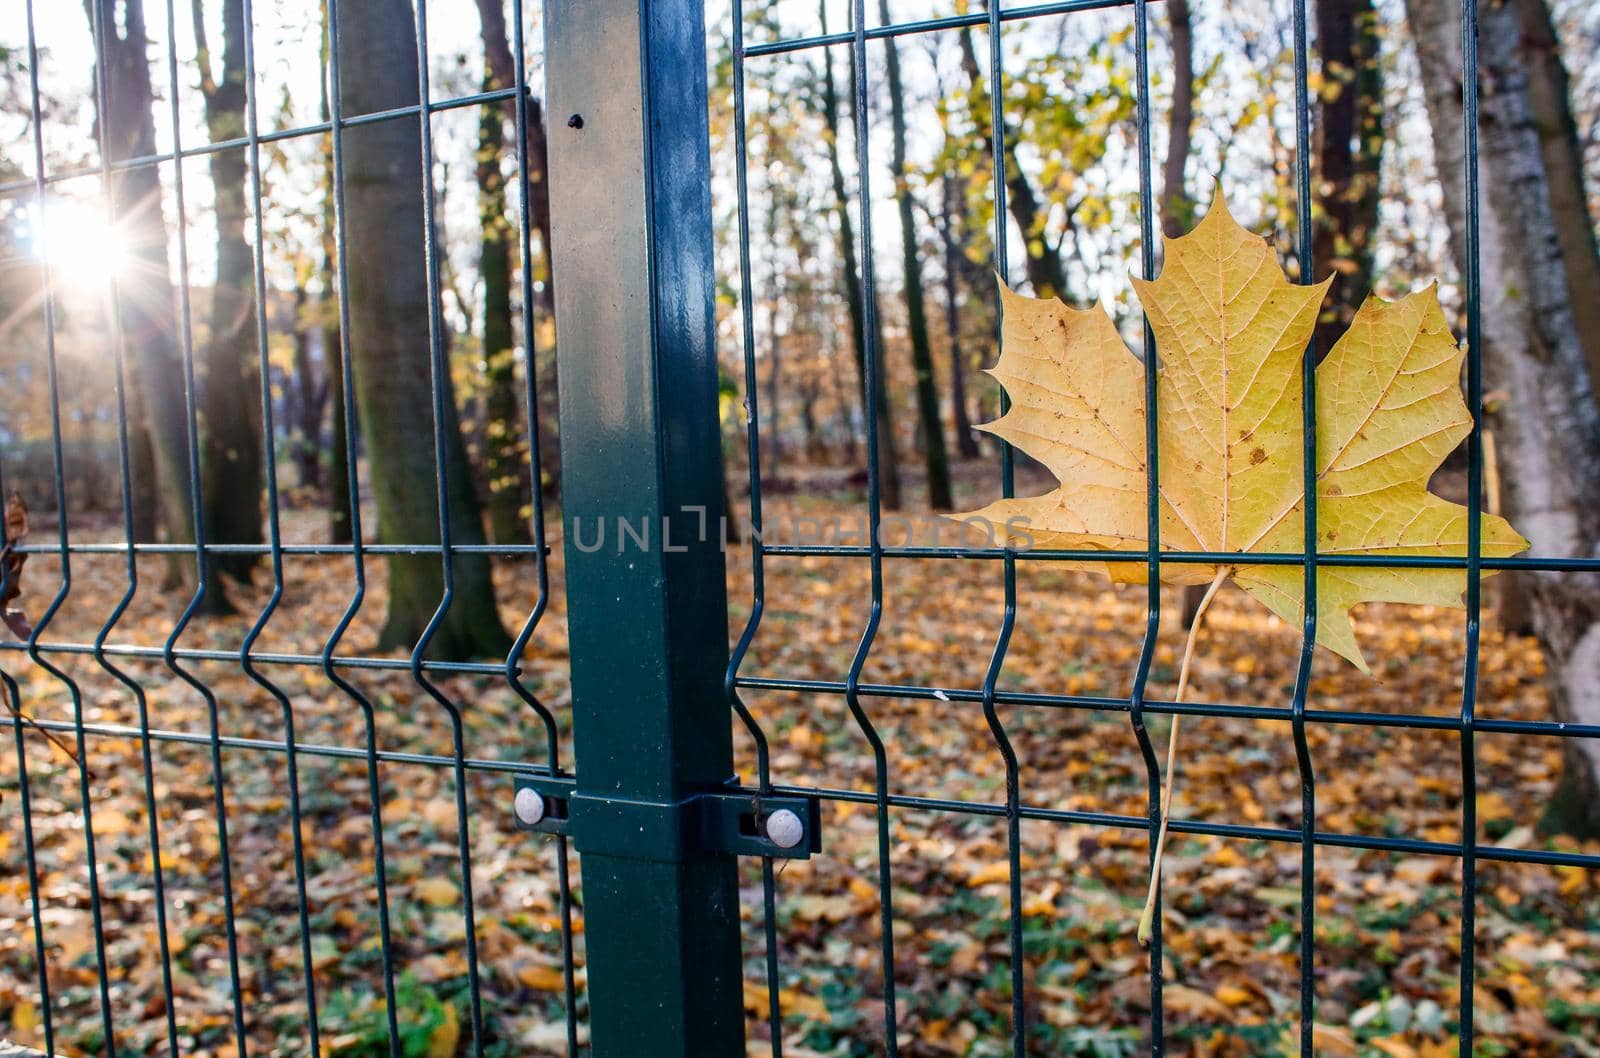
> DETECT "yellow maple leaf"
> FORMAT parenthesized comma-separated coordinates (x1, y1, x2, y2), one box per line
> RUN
(957, 189, 1528, 942)
(966, 192, 1526, 669)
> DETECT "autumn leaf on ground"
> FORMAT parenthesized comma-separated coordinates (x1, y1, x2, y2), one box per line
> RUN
(955, 189, 1528, 942)
(0, 491, 86, 774)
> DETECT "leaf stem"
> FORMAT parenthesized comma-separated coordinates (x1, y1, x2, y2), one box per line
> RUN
(1137, 564, 1229, 945)
(5, 699, 88, 774)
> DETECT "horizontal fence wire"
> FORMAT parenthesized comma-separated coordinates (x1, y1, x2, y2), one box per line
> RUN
(10, 541, 1598, 570)
(742, 0, 1155, 57)
(2, 714, 574, 776)
(719, 1, 1575, 1057)
(0, 0, 579, 1055)
(0, 87, 526, 197)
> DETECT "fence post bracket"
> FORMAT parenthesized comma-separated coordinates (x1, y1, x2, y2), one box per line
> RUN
(512, 778, 821, 862)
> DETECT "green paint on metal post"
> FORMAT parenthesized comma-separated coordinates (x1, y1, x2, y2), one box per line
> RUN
(544, 3, 744, 1056)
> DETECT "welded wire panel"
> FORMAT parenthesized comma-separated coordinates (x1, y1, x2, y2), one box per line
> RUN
(723, 3, 1598, 1057)
(0, 2, 579, 1055)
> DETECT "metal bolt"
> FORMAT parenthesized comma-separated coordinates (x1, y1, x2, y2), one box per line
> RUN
(514, 787, 546, 827)
(567, 113, 584, 129)
(763, 808, 804, 850)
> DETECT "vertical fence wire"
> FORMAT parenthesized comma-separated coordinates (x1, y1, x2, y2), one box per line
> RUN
(408, 1, 488, 1052)
(1458, 0, 1484, 1049)
(43, 2, 131, 1052)
(843, 2, 901, 1051)
(977, 2, 1026, 1053)
(3, 670, 55, 1055)
(1287, 0, 1321, 1052)
(317, 4, 404, 1055)
(1127, 0, 1168, 1047)
(234, 1, 323, 1048)
(157, 0, 246, 1049)
(504, 1, 580, 1050)
(78, 6, 167, 1031)
(725, 4, 787, 1055)
(147, 0, 254, 1046)
(13, 3, 80, 1053)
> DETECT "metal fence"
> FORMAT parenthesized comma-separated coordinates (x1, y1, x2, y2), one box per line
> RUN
(3, 0, 581, 1054)
(725, 7, 1598, 1058)
(4, 1, 1600, 1058)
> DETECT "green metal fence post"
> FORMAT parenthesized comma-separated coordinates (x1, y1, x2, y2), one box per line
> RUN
(543, 3, 744, 1056)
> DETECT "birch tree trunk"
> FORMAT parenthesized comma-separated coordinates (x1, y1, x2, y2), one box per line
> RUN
(1404, 0, 1600, 837)
(1512, 0, 1600, 390)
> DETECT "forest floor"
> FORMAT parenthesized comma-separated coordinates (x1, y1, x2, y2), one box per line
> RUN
(1, 464, 1597, 1058)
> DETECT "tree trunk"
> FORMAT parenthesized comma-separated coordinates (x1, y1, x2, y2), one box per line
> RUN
(524, 94, 556, 314)
(1164, 0, 1209, 628)
(818, 2, 902, 510)
(192, 0, 264, 601)
(1512, 0, 1600, 391)
(1312, 0, 1383, 357)
(956, 20, 1071, 302)
(474, 0, 531, 546)
(1404, 0, 1600, 838)
(763, 194, 784, 482)
(524, 95, 562, 498)
(326, 307, 353, 544)
(880, 1, 952, 510)
(87, 0, 195, 561)
(798, 375, 822, 461)
(128, 385, 159, 544)
(941, 172, 980, 460)
(338, 0, 511, 660)
(321, 8, 352, 545)
(766, 330, 783, 481)
(1162, 0, 1195, 240)
(465, 25, 561, 501)
(290, 281, 324, 491)
(830, 346, 860, 463)
(846, 17, 903, 511)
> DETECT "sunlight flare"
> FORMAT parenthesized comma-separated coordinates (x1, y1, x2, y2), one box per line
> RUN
(25, 199, 132, 293)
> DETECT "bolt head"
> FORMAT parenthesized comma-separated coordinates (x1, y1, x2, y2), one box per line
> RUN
(764, 808, 804, 850)
(514, 787, 546, 827)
